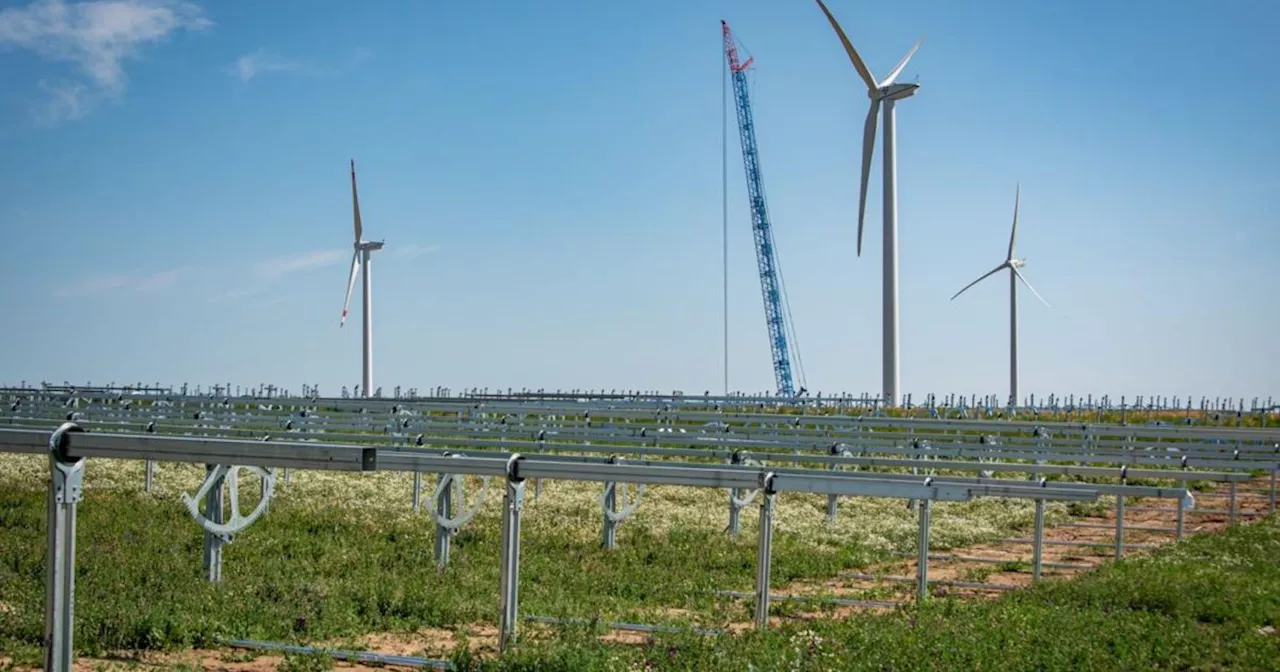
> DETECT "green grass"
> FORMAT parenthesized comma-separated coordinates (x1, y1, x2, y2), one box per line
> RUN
(470, 514, 1280, 671)
(1, 453, 1276, 670)
(0, 455, 1043, 660)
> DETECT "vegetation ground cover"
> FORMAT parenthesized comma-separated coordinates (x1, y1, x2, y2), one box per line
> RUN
(0, 454, 1277, 670)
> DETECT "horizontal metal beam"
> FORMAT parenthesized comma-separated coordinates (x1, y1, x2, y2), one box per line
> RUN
(0, 428, 1100, 504)
(2, 429, 377, 472)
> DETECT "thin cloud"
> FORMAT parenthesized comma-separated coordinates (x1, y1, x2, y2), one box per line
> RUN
(393, 243, 440, 260)
(211, 249, 347, 302)
(226, 46, 373, 84)
(0, 0, 211, 125)
(254, 249, 346, 282)
(53, 265, 187, 298)
(228, 49, 301, 83)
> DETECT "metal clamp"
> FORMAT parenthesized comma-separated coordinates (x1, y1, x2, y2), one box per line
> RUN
(49, 422, 86, 504)
(601, 456, 645, 524)
(433, 453, 491, 530)
(730, 456, 765, 508)
(505, 453, 525, 482)
(181, 465, 275, 539)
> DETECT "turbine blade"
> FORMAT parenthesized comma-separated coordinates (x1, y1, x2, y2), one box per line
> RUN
(1013, 267, 1050, 307)
(857, 97, 880, 257)
(1007, 183, 1020, 260)
(340, 250, 360, 327)
(814, 0, 878, 92)
(949, 262, 1007, 301)
(880, 36, 924, 87)
(350, 158, 363, 244)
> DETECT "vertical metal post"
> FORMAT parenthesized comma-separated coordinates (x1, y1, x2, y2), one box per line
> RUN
(1228, 481, 1237, 526)
(260, 468, 272, 515)
(1114, 473, 1126, 561)
(754, 483, 776, 630)
(602, 481, 618, 550)
(144, 460, 155, 492)
(45, 423, 85, 672)
(202, 465, 225, 583)
(728, 452, 744, 537)
(1176, 492, 1185, 541)
(1032, 497, 1046, 582)
(412, 472, 423, 513)
(1269, 470, 1277, 515)
(826, 445, 839, 520)
(434, 474, 454, 570)
(916, 497, 932, 602)
(498, 457, 526, 653)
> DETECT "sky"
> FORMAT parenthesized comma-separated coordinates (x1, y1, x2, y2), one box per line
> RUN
(0, 0, 1277, 402)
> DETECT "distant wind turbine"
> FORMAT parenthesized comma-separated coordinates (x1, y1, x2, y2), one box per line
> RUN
(949, 184, 1049, 406)
(814, 0, 923, 407)
(340, 159, 384, 398)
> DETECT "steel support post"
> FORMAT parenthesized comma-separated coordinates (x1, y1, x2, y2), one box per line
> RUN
(1114, 474, 1126, 562)
(45, 423, 85, 672)
(1270, 470, 1277, 515)
(754, 487, 776, 630)
(202, 465, 225, 583)
(412, 472, 423, 513)
(1032, 498, 1045, 582)
(728, 452, 745, 537)
(144, 460, 155, 492)
(728, 490, 743, 537)
(434, 474, 454, 570)
(498, 459, 526, 653)
(826, 445, 839, 520)
(1176, 493, 1185, 541)
(259, 468, 272, 515)
(602, 481, 618, 551)
(916, 497, 932, 602)
(1228, 482, 1237, 526)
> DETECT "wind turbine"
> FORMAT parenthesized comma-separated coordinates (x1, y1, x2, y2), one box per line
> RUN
(340, 159, 384, 398)
(814, 0, 922, 408)
(949, 184, 1049, 406)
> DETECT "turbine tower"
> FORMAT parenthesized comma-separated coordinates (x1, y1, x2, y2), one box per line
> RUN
(814, 0, 922, 407)
(340, 159, 384, 398)
(949, 184, 1049, 406)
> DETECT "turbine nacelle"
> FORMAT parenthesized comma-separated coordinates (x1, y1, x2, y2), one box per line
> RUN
(357, 240, 385, 252)
(876, 82, 919, 102)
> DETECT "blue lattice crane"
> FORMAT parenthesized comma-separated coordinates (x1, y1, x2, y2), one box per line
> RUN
(722, 20, 806, 397)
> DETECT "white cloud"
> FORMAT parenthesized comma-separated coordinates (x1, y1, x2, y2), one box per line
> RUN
(52, 265, 187, 297)
(34, 79, 90, 123)
(228, 49, 301, 83)
(226, 46, 373, 84)
(393, 243, 440, 260)
(0, 0, 211, 124)
(210, 248, 347, 302)
(254, 249, 346, 282)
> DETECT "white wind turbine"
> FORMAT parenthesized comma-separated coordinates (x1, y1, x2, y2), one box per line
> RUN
(949, 184, 1049, 406)
(340, 159, 384, 398)
(814, 0, 922, 408)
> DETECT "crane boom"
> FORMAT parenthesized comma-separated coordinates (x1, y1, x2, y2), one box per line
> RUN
(722, 20, 801, 397)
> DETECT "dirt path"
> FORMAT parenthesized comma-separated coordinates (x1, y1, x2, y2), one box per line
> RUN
(767, 477, 1276, 612)
(7, 480, 1272, 670)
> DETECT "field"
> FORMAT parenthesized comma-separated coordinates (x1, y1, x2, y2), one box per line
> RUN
(1, 448, 1278, 671)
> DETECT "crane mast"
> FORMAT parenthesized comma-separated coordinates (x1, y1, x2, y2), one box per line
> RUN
(722, 20, 802, 397)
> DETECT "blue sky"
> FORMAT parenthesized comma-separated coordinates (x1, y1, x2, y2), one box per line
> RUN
(0, 0, 1276, 401)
